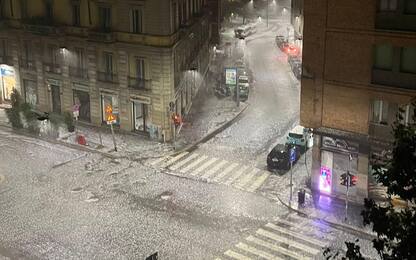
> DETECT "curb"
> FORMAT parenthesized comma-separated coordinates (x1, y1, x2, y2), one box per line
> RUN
(0, 124, 120, 159)
(275, 193, 377, 241)
(172, 103, 249, 156)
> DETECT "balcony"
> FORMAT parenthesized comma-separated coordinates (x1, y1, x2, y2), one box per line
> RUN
(376, 12, 416, 32)
(369, 122, 393, 141)
(97, 71, 118, 83)
(69, 66, 88, 79)
(22, 17, 62, 35)
(43, 62, 62, 74)
(372, 68, 416, 90)
(20, 59, 36, 71)
(0, 55, 13, 66)
(128, 77, 151, 90)
(88, 31, 115, 43)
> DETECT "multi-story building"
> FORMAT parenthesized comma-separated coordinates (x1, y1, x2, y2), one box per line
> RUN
(290, 0, 303, 48)
(301, 0, 416, 202)
(0, 0, 215, 141)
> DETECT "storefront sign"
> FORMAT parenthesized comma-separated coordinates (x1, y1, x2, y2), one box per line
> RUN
(322, 136, 358, 154)
(225, 68, 237, 85)
(319, 166, 332, 194)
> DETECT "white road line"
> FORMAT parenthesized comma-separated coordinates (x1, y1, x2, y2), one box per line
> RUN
(223, 166, 249, 185)
(234, 168, 259, 189)
(180, 155, 208, 173)
(212, 163, 239, 182)
(265, 223, 327, 248)
(276, 218, 334, 241)
(200, 160, 228, 179)
(246, 235, 312, 260)
(169, 153, 199, 171)
(256, 228, 320, 255)
(236, 242, 284, 260)
(190, 157, 218, 176)
(224, 250, 252, 260)
(246, 172, 270, 192)
(161, 152, 189, 168)
(150, 156, 168, 166)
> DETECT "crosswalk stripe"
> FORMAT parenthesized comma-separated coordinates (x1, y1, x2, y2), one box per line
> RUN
(265, 223, 326, 248)
(180, 155, 208, 173)
(224, 250, 252, 260)
(169, 153, 199, 171)
(200, 160, 229, 179)
(212, 163, 239, 182)
(246, 172, 270, 192)
(276, 218, 334, 241)
(234, 168, 259, 189)
(256, 228, 320, 255)
(236, 242, 284, 260)
(224, 166, 249, 185)
(150, 156, 167, 166)
(190, 157, 218, 176)
(162, 152, 189, 168)
(246, 235, 312, 260)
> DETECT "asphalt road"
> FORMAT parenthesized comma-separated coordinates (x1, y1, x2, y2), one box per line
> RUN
(197, 19, 300, 165)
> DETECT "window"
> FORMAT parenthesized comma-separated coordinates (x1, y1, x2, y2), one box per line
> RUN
(23, 41, 32, 60)
(23, 80, 37, 106)
(103, 52, 113, 74)
(400, 47, 416, 74)
(371, 100, 389, 125)
(374, 44, 393, 70)
(48, 45, 60, 64)
(99, 7, 111, 31)
(132, 102, 149, 132)
(379, 0, 397, 11)
(73, 90, 90, 122)
(405, 0, 416, 14)
(45, 0, 53, 20)
(401, 104, 415, 125)
(135, 58, 145, 79)
(74, 48, 84, 68)
(131, 9, 143, 33)
(21, 0, 28, 19)
(72, 4, 80, 26)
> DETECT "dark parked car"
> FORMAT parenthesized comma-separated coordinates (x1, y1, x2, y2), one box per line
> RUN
(267, 143, 300, 172)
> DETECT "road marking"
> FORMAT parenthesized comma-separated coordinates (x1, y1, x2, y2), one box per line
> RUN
(169, 153, 199, 171)
(190, 157, 218, 176)
(236, 242, 284, 260)
(161, 152, 189, 168)
(180, 155, 208, 173)
(150, 156, 167, 166)
(256, 228, 320, 255)
(276, 218, 334, 241)
(223, 166, 249, 185)
(234, 168, 259, 189)
(246, 172, 270, 192)
(212, 162, 239, 182)
(265, 223, 326, 248)
(246, 235, 312, 260)
(200, 159, 228, 179)
(224, 250, 252, 260)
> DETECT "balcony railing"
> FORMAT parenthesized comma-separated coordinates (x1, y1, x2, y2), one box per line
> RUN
(97, 71, 118, 83)
(369, 122, 394, 141)
(0, 55, 13, 66)
(372, 68, 416, 90)
(88, 31, 115, 43)
(20, 59, 36, 70)
(128, 77, 151, 90)
(69, 66, 88, 79)
(43, 62, 62, 74)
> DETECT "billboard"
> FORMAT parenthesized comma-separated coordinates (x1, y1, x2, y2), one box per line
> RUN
(0, 65, 16, 101)
(225, 68, 237, 85)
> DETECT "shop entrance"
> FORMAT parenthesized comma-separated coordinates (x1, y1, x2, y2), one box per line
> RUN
(51, 85, 61, 113)
(132, 101, 149, 133)
(0, 65, 16, 103)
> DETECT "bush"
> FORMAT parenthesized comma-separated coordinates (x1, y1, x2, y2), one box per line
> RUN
(63, 111, 75, 132)
(5, 89, 23, 129)
(20, 103, 39, 134)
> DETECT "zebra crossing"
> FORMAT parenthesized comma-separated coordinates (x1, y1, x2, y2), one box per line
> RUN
(148, 152, 271, 193)
(217, 213, 337, 260)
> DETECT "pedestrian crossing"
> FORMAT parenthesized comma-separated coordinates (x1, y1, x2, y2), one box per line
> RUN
(217, 213, 336, 260)
(148, 152, 270, 193)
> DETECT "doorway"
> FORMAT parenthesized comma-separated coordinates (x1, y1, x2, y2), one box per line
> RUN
(51, 85, 61, 113)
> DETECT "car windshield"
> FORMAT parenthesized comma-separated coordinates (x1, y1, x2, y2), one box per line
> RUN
(289, 133, 303, 139)
(239, 79, 249, 84)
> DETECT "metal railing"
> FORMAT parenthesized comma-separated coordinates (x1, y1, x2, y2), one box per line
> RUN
(69, 66, 88, 79)
(20, 58, 36, 70)
(43, 62, 62, 74)
(128, 77, 151, 90)
(97, 71, 118, 83)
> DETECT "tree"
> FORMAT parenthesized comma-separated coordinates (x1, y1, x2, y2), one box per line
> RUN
(325, 102, 416, 259)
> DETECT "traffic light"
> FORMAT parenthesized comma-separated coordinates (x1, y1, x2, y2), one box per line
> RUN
(350, 174, 357, 187)
(340, 173, 348, 186)
(340, 172, 357, 187)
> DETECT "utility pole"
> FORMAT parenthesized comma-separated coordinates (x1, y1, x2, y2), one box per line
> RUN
(266, 0, 269, 28)
(345, 154, 352, 221)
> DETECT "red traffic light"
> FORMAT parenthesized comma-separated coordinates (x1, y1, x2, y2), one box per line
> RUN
(172, 113, 182, 126)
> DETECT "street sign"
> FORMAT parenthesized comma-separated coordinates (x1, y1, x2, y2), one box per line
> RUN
(289, 147, 296, 163)
(105, 105, 117, 125)
(225, 68, 237, 85)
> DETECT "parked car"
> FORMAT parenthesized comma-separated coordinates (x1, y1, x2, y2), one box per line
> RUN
(237, 75, 250, 101)
(267, 143, 300, 172)
(234, 25, 256, 39)
(286, 125, 313, 153)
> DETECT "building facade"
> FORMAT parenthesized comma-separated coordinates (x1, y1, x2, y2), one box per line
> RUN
(301, 0, 416, 202)
(0, 0, 215, 141)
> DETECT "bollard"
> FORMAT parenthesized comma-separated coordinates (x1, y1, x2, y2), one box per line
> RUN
(298, 189, 305, 206)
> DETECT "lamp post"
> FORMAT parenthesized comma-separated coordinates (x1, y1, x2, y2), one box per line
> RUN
(266, 0, 269, 28)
